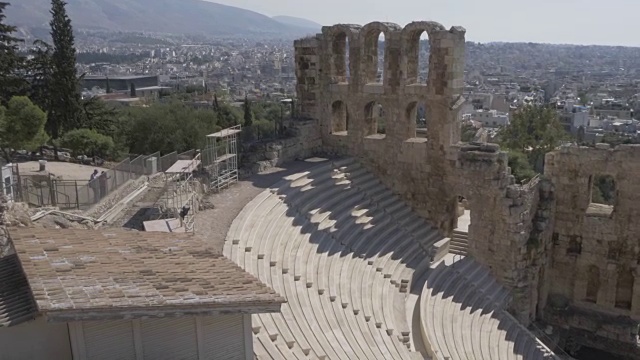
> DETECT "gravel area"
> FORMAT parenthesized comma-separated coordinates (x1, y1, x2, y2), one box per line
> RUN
(195, 159, 327, 253)
(18, 161, 109, 181)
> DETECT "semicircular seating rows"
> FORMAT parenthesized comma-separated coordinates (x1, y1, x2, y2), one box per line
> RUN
(420, 255, 559, 360)
(224, 158, 558, 360)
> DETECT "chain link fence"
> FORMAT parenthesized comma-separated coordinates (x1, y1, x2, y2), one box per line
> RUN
(16, 152, 164, 210)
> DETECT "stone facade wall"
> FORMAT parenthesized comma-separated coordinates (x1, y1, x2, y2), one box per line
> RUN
(294, 21, 640, 356)
(294, 21, 548, 326)
(296, 21, 468, 233)
(0, 195, 10, 258)
(543, 144, 640, 355)
(239, 120, 322, 176)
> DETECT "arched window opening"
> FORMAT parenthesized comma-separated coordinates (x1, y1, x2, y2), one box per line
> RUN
(346, 36, 350, 82)
(377, 33, 385, 83)
(615, 268, 634, 310)
(332, 32, 349, 84)
(416, 102, 427, 129)
(365, 101, 385, 136)
(407, 30, 430, 85)
(363, 30, 385, 84)
(585, 265, 600, 303)
(331, 100, 348, 135)
(406, 101, 427, 139)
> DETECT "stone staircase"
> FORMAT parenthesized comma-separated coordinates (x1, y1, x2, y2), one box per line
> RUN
(226, 157, 558, 360)
(449, 229, 469, 256)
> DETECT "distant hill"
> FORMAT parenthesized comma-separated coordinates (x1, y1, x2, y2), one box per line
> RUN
(272, 16, 322, 32)
(3, 0, 316, 38)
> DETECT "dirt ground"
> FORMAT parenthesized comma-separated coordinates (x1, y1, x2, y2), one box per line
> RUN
(17, 161, 109, 181)
(194, 158, 329, 253)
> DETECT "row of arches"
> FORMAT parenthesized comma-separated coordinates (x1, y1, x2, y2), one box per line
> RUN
(585, 265, 634, 310)
(326, 21, 448, 85)
(331, 100, 429, 138)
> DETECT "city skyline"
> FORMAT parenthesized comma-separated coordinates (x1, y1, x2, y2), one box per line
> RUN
(210, 0, 640, 47)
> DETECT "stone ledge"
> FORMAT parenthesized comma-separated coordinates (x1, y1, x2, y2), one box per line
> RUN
(585, 203, 614, 217)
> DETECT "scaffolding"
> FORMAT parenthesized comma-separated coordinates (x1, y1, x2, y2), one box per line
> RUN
(150, 153, 201, 233)
(204, 125, 241, 191)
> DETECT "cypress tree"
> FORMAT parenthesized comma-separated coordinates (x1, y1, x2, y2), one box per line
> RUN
(243, 95, 253, 127)
(48, 0, 82, 146)
(26, 40, 53, 114)
(213, 92, 220, 110)
(0, 2, 27, 104)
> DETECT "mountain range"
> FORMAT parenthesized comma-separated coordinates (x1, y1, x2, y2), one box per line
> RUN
(4, 0, 322, 38)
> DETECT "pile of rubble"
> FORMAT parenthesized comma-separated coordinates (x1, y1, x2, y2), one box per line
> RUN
(6, 202, 99, 230)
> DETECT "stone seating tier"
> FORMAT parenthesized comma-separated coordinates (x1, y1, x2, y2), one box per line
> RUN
(226, 158, 556, 360)
(420, 254, 558, 360)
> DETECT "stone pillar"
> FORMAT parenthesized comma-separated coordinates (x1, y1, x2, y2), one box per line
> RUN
(631, 268, 640, 316)
(601, 263, 618, 308)
(294, 37, 320, 120)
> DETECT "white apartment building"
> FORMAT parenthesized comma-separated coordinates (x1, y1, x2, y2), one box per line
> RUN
(471, 109, 510, 128)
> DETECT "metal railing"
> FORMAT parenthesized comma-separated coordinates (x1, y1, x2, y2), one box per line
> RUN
(15, 152, 164, 210)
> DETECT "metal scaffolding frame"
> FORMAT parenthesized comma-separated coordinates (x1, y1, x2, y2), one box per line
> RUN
(155, 153, 201, 233)
(204, 125, 241, 191)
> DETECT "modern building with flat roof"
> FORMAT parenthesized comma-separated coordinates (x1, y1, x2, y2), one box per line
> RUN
(82, 75, 159, 92)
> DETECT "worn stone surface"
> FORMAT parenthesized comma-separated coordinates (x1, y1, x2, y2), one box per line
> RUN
(294, 22, 539, 318)
(239, 120, 321, 177)
(293, 21, 640, 357)
(9, 227, 284, 321)
(539, 145, 640, 357)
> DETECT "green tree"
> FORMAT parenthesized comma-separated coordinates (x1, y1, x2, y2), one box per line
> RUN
(243, 95, 253, 127)
(461, 123, 478, 142)
(26, 40, 53, 113)
(499, 105, 566, 173)
(577, 91, 589, 106)
(0, 96, 48, 161)
(48, 0, 83, 147)
(506, 150, 537, 184)
(0, 2, 27, 104)
(592, 175, 616, 205)
(119, 101, 219, 155)
(59, 128, 114, 158)
(80, 97, 119, 137)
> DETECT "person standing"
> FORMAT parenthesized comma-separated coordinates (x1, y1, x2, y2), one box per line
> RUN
(90, 169, 100, 203)
(98, 171, 109, 199)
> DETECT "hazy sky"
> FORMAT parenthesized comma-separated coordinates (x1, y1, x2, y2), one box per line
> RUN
(209, 0, 639, 47)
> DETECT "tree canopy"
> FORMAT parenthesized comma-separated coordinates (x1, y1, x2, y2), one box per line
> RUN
(499, 105, 566, 174)
(48, 0, 83, 140)
(59, 128, 114, 158)
(0, 2, 27, 104)
(243, 96, 254, 127)
(0, 96, 48, 161)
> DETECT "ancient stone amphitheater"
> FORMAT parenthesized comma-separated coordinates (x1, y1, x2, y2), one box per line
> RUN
(225, 158, 557, 359)
(223, 19, 640, 360)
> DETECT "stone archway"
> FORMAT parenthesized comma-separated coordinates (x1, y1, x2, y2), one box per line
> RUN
(402, 21, 444, 85)
(364, 101, 385, 136)
(585, 265, 600, 303)
(330, 100, 349, 135)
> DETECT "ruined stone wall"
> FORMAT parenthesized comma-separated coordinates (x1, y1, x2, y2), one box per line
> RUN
(543, 144, 640, 355)
(296, 21, 467, 233)
(240, 119, 322, 176)
(294, 21, 550, 325)
(0, 195, 10, 258)
(451, 143, 554, 325)
(295, 22, 640, 355)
